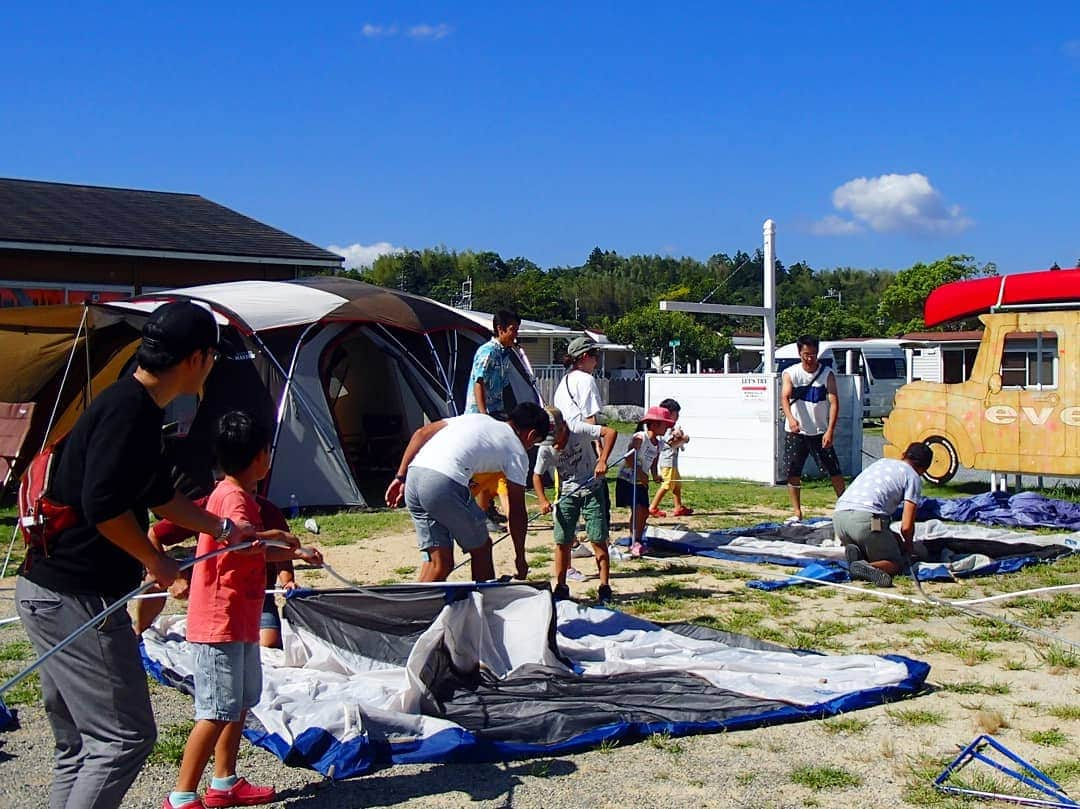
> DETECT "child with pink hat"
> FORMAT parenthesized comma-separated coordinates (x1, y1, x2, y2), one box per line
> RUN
(615, 405, 676, 557)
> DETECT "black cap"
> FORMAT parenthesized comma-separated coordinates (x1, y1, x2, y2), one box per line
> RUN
(141, 301, 219, 362)
(903, 442, 933, 469)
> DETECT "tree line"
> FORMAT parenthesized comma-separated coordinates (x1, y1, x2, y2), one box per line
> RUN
(342, 248, 1000, 368)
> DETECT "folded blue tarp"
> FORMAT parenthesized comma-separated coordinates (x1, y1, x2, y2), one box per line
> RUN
(916, 491, 1080, 530)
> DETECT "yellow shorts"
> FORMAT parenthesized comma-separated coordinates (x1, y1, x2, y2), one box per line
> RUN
(470, 472, 509, 499)
(658, 467, 681, 490)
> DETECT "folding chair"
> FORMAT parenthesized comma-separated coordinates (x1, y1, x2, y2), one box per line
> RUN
(0, 402, 35, 577)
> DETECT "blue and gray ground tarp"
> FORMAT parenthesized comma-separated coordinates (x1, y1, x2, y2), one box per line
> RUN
(142, 583, 928, 779)
(642, 518, 1078, 588)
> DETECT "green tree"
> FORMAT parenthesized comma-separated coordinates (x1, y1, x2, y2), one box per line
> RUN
(606, 307, 733, 370)
(877, 255, 997, 334)
(776, 299, 878, 345)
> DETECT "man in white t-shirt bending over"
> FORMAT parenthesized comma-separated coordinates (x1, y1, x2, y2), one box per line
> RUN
(385, 403, 551, 583)
(833, 442, 932, 588)
(780, 334, 846, 521)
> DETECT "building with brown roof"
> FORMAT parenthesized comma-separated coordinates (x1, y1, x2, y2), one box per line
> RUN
(0, 177, 342, 306)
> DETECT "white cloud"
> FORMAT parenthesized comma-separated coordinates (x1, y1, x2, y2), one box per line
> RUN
(809, 215, 863, 236)
(811, 172, 972, 236)
(361, 23, 398, 38)
(361, 22, 452, 40)
(407, 23, 453, 40)
(327, 241, 403, 269)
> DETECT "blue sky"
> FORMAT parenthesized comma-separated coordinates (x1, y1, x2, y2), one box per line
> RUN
(2, 2, 1078, 275)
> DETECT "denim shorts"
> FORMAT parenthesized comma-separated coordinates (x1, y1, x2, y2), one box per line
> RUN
(260, 594, 280, 631)
(192, 641, 262, 721)
(404, 466, 489, 553)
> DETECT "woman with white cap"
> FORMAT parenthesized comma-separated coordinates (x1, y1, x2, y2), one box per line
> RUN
(553, 336, 603, 428)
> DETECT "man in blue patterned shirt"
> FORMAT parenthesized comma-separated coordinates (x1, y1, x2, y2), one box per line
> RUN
(464, 309, 521, 416)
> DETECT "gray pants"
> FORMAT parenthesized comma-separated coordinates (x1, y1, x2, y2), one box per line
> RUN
(15, 576, 156, 809)
(832, 509, 904, 566)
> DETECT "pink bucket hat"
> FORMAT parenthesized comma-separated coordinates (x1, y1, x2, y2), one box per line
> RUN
(642, 405, 676, 426)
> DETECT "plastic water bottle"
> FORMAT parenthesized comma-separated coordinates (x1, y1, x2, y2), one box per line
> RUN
(288, 493, 300, 519)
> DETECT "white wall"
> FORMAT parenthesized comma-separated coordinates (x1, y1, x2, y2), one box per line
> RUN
(643, 373, 863, 483)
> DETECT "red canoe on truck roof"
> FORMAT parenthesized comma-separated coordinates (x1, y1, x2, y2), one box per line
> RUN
(924, 268, 1080, 327)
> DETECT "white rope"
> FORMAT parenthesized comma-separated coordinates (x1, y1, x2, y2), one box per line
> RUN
(0, 539, 294, 697)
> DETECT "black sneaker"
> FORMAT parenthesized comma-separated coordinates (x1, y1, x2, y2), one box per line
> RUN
(850, 560, 894, 587)
(553, 583, 571, 600)
(597, 584, 613, 605)
(486, 505, 507, 524)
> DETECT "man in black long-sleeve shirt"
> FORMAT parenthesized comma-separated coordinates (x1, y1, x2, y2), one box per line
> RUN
(16, 301, 256, 809)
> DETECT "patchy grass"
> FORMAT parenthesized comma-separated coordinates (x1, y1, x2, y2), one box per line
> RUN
(865, 601, 933, 624)
(786, 620, 852, 652)
(646, 731, 685, 755)
(967, 617, 1025, 644)
(0, 640, 32, 662)
(149, 720, 195, 765)
(887, 708, 948, 727)
(921, 637, 996, 665)
(2, 671, 40, 706)
(392, 565, 416, 576)
(595, 737, 619, 754)
(936, 679, 1011, 696)
(821, 715, 871, 735)
(789, 764, 862, 791)
(1040, 643, 1079, 670)
(1046, 703, 1080, 721)
(287, 508, 412, 547)
(1028, 728, 1069, 747)
(1043, 759, 1080, 787)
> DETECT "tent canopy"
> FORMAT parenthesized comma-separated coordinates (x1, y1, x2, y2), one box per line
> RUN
(1, 278, 536, 507)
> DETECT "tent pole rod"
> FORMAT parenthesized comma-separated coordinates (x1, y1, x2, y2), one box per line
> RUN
(269, 322, 320, 471)
(38, 305, 89, 454)
(255, 327, 358, 503)
(251, 329, 335, 454)
(424, 333, 457, 415)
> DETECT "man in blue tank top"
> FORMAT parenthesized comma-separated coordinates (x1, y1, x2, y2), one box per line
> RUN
(780, 335, 846, 521)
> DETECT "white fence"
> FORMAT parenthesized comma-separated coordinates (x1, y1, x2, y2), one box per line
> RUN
(644, 373, 863, 484)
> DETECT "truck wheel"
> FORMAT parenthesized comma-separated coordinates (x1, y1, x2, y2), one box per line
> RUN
(923, 436, 959, 484)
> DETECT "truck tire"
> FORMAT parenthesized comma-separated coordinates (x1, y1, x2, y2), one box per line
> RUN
(923, 435, 959, 485)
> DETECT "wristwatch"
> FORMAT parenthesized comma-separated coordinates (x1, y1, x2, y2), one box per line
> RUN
(394, 473, 407, 484)
(216, 517, 234, 541)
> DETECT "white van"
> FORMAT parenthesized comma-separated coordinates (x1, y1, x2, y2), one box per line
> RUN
(774, 339, 907, 419)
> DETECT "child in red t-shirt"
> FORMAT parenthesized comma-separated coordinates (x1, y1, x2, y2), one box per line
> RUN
(165, 412, 321, 809)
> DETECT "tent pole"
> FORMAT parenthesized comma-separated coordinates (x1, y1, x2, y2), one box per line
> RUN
(252, 329, 336, 454)
(424, 333, 457, 415)
(254, 327, 359, 503)
(6, 303, 89, 577)
(38, 305, 89, 454)
(269, 322, 320, 471)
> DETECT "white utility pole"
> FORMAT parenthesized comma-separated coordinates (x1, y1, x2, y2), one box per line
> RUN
(658, 219, 777, 370)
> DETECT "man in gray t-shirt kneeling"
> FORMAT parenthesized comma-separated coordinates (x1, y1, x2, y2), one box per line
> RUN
(833, 442, 932, 587)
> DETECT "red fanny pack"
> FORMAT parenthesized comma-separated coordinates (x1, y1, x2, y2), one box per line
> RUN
(18, 442, 79, 565)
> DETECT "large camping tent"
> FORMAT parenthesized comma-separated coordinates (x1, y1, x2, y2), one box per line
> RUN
(0, 278, 540, 507)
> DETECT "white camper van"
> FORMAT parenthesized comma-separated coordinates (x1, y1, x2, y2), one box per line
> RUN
(774, 339, 907, 419)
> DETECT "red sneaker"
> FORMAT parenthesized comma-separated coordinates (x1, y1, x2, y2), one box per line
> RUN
(648, 507, 666, 517)
(163, 798, 205, 809)
(203, 778, 276, 808)
(672, 507, 694, 517)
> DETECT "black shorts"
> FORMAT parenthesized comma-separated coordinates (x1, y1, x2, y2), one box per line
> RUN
(783, 432, 842, 479)
(614, 477, 649, 509)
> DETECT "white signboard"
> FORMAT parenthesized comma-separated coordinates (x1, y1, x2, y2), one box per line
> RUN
(643, 374, 863, 484)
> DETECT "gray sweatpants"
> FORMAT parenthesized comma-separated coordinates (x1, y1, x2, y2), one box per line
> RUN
(15, 576, 156, 809)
